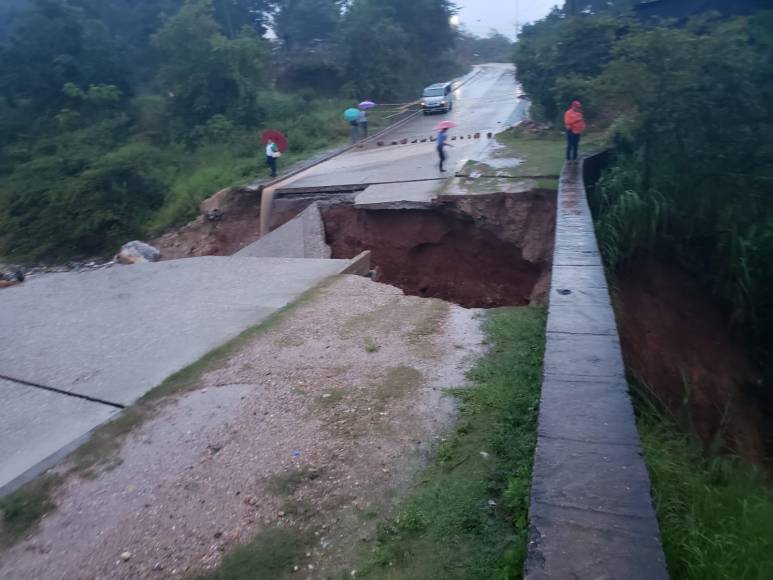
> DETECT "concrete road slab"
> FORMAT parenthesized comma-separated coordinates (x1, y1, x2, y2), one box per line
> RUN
(0, 378, 118, 492)
(0, 256, 350, 406)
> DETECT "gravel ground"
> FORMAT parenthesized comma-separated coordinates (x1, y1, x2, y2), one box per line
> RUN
(0, 275, 485, 579)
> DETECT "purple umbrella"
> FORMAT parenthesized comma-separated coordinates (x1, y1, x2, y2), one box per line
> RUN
(359, 101, 376, 110)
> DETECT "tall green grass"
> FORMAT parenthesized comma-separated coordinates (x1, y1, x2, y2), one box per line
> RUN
(633, 386, 773, 579)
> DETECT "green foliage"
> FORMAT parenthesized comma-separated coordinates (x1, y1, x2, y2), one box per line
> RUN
(0, 475, 62, 547)
(518, 7, 773, 389)
(339, 0, 460, 101)
(0, 0, 472, 259)
(514, 11, 628, 120)
(194, 527, 310, 579)
(274, 0, 341, 50)
(634, 389, 773, 580)
(359, 307, 546, 579)
(152, 0, 268, 127)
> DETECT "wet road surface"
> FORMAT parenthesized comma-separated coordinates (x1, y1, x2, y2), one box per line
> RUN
(283, 63, 527, 206)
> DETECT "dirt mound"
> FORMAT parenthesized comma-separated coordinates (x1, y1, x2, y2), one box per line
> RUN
(615, 258, 765, 462)
(154, 190, 315, 260)
(321, 192, 555, 309)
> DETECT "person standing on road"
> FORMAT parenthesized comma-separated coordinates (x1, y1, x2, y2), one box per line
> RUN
(564, 100, 586, 163)
(437, 127, 454, 172)
(359, 109, 369, 139)
(266, 138, 279, 178)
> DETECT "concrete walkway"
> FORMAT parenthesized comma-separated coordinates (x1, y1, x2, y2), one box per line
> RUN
(0, 256, 353, 493)
(524, 163, 669, 579)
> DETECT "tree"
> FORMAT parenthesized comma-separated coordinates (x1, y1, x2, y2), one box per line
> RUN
(0, 0, 130, 113)
(338, 0, 413, 101)
(273, 0, 341, 50)
(514, 11, 629, 120)
(152, 0, 269, 127)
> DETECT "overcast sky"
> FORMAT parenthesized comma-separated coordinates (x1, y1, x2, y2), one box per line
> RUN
(455, 0, 560, 39)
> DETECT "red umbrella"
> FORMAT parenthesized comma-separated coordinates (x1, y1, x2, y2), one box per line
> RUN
(261, 129, 289, 153)
(434, 121, 457, 130)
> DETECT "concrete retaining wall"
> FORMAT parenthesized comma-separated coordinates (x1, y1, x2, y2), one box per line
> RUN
(524, 161, 669, 579)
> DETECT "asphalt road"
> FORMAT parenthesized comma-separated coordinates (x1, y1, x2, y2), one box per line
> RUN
(280, 63, 527, 207)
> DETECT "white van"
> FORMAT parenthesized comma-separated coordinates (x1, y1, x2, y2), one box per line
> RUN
(421, 82, 454, 114)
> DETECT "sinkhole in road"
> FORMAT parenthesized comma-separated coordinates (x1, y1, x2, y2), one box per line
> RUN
(321, 192, 556, 308)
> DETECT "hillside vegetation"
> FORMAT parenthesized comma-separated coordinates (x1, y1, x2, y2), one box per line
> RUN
(0, 0, 478, 260)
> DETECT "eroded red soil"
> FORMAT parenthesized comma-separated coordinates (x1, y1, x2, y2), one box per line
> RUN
(615, 258, 765, 462)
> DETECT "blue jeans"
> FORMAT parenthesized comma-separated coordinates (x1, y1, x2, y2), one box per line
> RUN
(566, 131, 581, 161)
(438, 147, 446, 170)
(266, 156, 277, 177)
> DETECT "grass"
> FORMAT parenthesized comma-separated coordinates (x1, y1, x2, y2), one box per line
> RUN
(0, 275, 339, 549)
(633, 386, 773, 579)
(451, 128, 605, 195)
(0, 475, 62, 548)
(355, 306, 546, 579)
(194, 528, 311, 580)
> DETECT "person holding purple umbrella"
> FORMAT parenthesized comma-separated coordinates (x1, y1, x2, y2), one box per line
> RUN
(358, 101, 375, 139)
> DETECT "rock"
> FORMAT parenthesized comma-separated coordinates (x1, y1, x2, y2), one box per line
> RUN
(206, 208, 223, 222)
(0, 268, 24, 288)
(199, 187, 232, 216)
(120, 551, 133, 561)
(115, 241, 161, 265)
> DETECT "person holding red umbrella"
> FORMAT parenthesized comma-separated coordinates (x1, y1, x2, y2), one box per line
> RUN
(262, 129, 288, 178)
(265, 139, 279, 177)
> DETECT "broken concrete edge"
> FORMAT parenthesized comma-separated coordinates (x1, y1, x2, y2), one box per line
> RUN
(0, 267, 355, 505)
(523, 160, 670, 580)
(340, 251, 371, 277)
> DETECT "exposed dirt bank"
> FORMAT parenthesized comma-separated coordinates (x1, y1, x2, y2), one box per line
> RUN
(615, 258, 766, 462)
(322, 191, 556, 308)
(153, 190, 319, 260)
